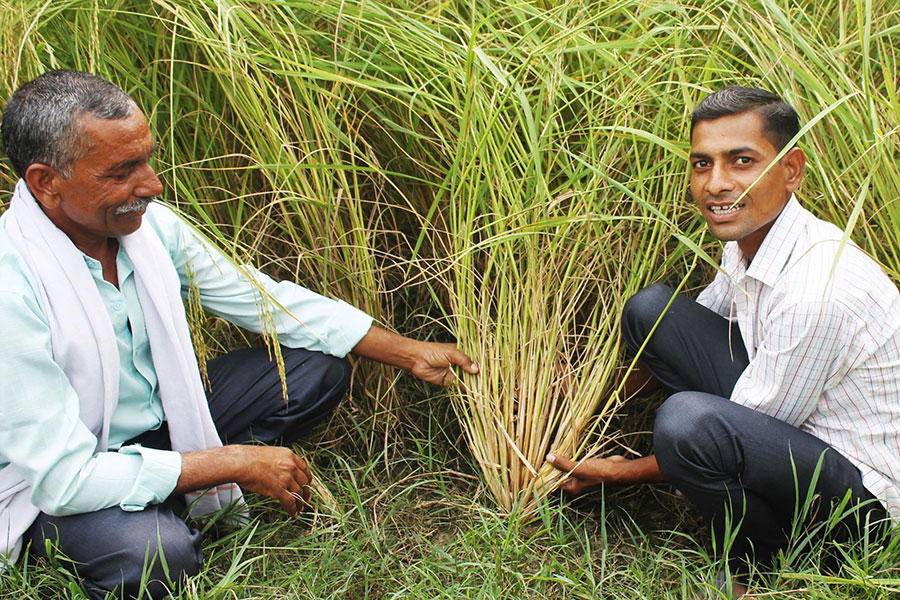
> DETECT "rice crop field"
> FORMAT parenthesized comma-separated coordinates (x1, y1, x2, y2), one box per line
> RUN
(1, 0, 899, 597)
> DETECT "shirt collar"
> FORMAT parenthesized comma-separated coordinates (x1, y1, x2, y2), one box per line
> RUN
(743, 195, 804, 288)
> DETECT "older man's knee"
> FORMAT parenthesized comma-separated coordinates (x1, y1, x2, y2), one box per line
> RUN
(31, 505, 202, 600)
(155, 520, 202, 578)
(316, 354, 351, 400)
(108, 515, 201, 598)
(283, 351, 351, 410)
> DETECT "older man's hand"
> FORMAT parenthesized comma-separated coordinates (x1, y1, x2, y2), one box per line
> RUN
(408, 341, 479, 386)
(229, 446, 312, 515)
(177, 445, 313, 516)
(351, 326, 479, 386)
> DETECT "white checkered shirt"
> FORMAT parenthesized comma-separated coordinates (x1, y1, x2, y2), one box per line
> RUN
(697, 197, 900, 519)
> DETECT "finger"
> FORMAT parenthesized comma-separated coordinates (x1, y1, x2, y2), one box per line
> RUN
(292, 456, 312, 505)
(559, 479, 582, 495)
(546, 453, 577, 473)
(279, 489, 299, 516)
(286, 486, 310, 512)
(446, 347, 479, 374)
(297, 473, 311, 506)
(294, 455, 311, 479)
(430, 367, 456, 388)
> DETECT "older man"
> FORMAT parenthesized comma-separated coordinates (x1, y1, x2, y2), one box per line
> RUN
(0, 70, 478, 598)
(548, 87, 898, 597)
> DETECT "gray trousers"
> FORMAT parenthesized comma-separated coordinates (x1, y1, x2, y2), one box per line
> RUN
(26, 347, 351, 599)
(623, 284, 889, 572)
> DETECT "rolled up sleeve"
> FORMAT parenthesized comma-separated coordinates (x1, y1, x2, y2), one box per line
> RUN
(0, 277, 183, 517)
(147, 204, 373, 357)
(117, 445, 182, 511)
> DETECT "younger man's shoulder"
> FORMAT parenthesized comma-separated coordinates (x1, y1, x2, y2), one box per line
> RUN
(783, 209, 899, 309)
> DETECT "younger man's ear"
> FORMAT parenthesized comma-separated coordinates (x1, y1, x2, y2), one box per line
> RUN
(783, 146, 806, 192)
(23, 163, 63, 210)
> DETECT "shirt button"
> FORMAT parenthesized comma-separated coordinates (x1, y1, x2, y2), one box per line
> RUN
(114, 303, 123, 311)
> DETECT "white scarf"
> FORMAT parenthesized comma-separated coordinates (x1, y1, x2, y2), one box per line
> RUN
(0, 180, 243, 561)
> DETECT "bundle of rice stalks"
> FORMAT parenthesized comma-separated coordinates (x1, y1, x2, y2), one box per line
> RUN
(1, 0, 897, 518)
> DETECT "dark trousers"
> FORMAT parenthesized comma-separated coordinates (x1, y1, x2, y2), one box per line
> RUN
(26, 347, 350, 599)
(623, 284, 889, 572)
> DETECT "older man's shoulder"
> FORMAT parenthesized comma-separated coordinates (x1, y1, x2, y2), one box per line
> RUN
(0, 215, 42, 300)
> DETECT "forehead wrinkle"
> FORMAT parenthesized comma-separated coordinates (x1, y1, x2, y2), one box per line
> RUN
(94, 135, 156, 175)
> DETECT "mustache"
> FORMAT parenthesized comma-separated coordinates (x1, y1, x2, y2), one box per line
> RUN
(114, 197, 155, 215)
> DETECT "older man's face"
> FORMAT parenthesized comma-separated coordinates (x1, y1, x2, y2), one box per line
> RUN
(50, 109, 163, 246)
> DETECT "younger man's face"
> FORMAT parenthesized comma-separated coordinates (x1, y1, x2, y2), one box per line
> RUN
(689, 110, 804, 259)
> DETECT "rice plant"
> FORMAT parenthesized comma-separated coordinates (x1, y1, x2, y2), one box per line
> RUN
(1, 0, 898, 524)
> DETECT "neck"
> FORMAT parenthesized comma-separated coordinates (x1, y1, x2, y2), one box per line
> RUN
(74, 236, 118, 263)
(37, 203, 116, 263)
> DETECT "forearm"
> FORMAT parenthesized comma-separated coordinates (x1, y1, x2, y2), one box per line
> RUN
(173, 445, 245, 495)
(174, 444, 313, 515)
(350, 325, 418, 370)
(351, 326, 479, 385)
(606, 456, 665, 485)
(547, 453, 665, 495)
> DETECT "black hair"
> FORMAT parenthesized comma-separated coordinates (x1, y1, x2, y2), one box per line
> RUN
(690, 86, 800, 151)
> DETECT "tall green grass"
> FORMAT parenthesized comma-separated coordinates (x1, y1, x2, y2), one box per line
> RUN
(0, 0, 898, 534)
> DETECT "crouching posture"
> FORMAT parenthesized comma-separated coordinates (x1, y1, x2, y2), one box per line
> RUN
(549, 86, 898, 597)
(0, 70, 478, 598)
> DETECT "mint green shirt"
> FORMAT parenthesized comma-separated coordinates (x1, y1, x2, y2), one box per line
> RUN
(0, 204, 373, 516)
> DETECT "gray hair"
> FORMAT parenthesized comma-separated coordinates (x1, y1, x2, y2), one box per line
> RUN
(1, 70, 137, 178)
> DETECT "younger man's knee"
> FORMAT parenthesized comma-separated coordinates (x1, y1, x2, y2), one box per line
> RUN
(621, 284, 676, 344)
(652, 392, 711, 459)
(623, 284, 675, 325)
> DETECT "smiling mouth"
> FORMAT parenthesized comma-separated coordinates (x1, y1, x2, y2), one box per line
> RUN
(115, 197, 153, 215)
(708, 203, 745, 215)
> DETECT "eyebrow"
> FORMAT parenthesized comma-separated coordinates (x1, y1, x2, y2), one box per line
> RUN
(726, 146, 758, 156)
(104, 144, 158, 174)
(689, 146, 760, 161)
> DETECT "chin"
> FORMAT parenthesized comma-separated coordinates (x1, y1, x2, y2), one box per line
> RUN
(115, 217, 144, 236)
(706, 226, 743, 243)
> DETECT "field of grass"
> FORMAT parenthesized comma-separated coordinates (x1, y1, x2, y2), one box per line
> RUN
(3, 397, 899, 599)
(1, 0, 899, 597)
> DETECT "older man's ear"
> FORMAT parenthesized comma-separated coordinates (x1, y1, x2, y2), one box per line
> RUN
(23, 163, 63, 210)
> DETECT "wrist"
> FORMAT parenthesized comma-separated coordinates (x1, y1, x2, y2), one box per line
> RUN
(352, 326, 418, 371)
(602, 460, 628, 485)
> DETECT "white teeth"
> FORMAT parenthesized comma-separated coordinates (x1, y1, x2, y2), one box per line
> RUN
(709, 204, 743, 215)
